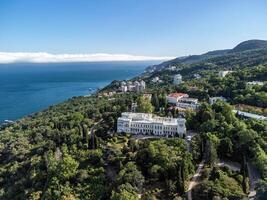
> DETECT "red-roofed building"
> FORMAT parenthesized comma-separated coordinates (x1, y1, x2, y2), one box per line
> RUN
(167, 93, 189, 104)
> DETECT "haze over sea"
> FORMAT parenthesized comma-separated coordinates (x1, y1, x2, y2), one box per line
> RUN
(0, 61, 155, 123)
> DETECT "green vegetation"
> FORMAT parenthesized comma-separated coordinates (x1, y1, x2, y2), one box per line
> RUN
(137, 96, 154, 113)
(193, 167, 246, 199)
(0, 40, 267, 199)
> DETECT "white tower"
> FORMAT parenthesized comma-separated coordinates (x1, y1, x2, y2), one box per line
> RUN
(140, 80, 146, 91)
(177, 118, 186, 136)
(173, 74, 182, 85)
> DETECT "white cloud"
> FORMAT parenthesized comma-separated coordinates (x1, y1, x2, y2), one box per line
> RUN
(0, 52, 174, 64)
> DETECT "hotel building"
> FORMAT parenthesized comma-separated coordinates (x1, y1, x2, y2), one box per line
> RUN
(117, 112, 186, 137)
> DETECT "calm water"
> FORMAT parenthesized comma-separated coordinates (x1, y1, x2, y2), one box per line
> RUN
(0, 61, 154, 122)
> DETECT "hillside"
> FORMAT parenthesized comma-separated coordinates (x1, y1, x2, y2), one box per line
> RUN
(231, 39, 267, 52)
(146, 39, 267, 72)
(0, 42, 267, 200)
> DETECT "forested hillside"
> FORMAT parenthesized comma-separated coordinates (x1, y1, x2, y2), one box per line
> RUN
(0, 40, 267, 200)
(146, 40, 267, 72)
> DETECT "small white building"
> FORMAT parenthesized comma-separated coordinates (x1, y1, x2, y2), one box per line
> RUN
(152, 77, 160, 83)
(247, 81, 264, 86)
(120, 85, 128, 92)
(168, 65, 177, 71)
(176, 97, 199, 110)
(173, 74, 182, 85)
(152, 76, 163, 83)
(193, 74, 201, 79)
(140, 80, 146, 91)
(218, 71, 232, 78)
(117, 112, 186, 137)
(167, 93, 199, 110)
(233, 110, 267, 120)
(119, 80, 146, 92)
(209, 96, 227, 105)
(167, 93, 189, 104)
(127, 85, 136, 92)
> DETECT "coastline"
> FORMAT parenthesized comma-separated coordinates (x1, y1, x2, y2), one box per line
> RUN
(0, 61, 150, 125)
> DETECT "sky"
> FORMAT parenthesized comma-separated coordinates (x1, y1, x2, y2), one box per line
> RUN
(0, 0, 267, 63)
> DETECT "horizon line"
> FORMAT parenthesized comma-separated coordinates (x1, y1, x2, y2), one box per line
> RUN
(0, 52, 175, 64)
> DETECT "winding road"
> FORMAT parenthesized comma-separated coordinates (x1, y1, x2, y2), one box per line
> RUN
(185, 131, 203, 200)
(187, 160, 205, 200)
(88, 119, 103, 149)
(89, 120, 103, 136)
(247, 162, 261, 199)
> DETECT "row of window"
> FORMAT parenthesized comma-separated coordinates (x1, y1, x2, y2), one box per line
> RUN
(131, 123, 152, 128)
(130, 128, 178, 135)
(130, 123, 178, 130)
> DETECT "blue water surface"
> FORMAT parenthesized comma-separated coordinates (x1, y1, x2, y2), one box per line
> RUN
(0, 61, 155, 122)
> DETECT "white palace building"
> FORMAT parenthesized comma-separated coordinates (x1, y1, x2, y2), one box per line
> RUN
(117, 112, 186, 137)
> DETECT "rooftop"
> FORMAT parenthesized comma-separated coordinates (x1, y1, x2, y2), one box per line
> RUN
(168, 93, 188, 98)
(233, 110, 267, 120)
(119, 112, 185, 125)
(179, 97, 198, 103)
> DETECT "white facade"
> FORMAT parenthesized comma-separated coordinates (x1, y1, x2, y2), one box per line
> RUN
(152, 77, 163, 83)
(247, 81, 264, 86)
(168, 65, 177, 71)
(209, 96, 227, 105)
(173, 74, 182, 85)
(119, 80, 146, 92)
(233, 110, 267, 120)
(218, 71, 232, 78)
(167, 93, 199, 110)
(117, 112, 186, 137)
(176, 97, 199, 110)
(193, 74, 201, 79)
(152, 77, 159, 83)
(167, 93, 189, 104)
(120, 85, 128, 92)
(140, 80, 146, 91)
(167, 96, 179, 104)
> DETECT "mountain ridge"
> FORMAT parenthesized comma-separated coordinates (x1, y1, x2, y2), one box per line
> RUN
(146, 39, 267, 72)
(231, 39, 267, 52)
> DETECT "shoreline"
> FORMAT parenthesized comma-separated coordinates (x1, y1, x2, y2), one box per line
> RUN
(0, 65, 148, 125)
(0, 87, 100, 125)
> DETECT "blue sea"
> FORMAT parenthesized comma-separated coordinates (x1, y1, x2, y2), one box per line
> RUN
(0, 61, 155, 123)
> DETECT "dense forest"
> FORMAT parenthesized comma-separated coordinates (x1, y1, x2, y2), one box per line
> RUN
(0, 40, 267, 199)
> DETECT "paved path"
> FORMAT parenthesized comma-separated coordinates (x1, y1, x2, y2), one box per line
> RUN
(185, 131, 201, 200)
(88, 120, 103, 149)
(89, 120, 103, 137)
(89, 120, 102, 134)
(217, 159, 241, 172)
(131, 131, 200, 200)
(185, 131, 197, 152)
(217, 160, 260, 199)
(131, 135, 163, 140)
(187, 160, 205, 200)
(247, 162, 261, 199)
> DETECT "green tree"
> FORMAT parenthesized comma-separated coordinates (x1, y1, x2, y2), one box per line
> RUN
(218, 137, 233, 158)
(137, 96, 154, 113)
(116, 162, 145, 193)
(255, 179, 267, 200)
(58, 155, 79, 180)
(151, 93, 160, 111)
(111, 184, 138, 200)
(205, 134, 219, 166)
